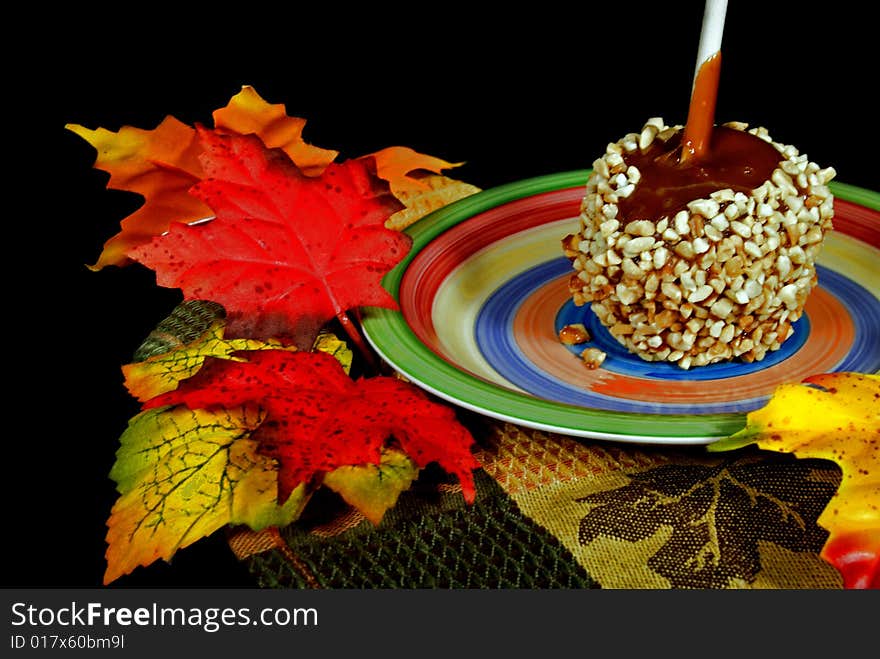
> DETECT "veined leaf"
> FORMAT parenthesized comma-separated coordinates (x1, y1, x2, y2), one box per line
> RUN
(105, 405, 310, 584)
(130, 129, 410, 345)
(144, 349, 479, 506)
(122, 319, 293, 402)
(70, 85, 466, 269)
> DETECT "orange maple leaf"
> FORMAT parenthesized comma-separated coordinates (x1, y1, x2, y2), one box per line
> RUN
(66, 116, 207, 270)
(367, 146, 465, 196)
(69, 85, 466, 271)
(68, 86, 340, 270)
(212, 85, 338, 175)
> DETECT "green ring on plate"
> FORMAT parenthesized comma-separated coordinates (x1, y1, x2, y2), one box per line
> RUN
(360, 170, 880, 444)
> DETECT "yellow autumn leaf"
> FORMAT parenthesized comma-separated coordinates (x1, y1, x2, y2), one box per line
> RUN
(385, 174, 482, 231)
(122, 319, 293, 402)
(323, 448, 420, 525)
(312, 330, 354, 375)
(213, 85, 338, 176)
(105, 405, 310, 585)
(709, 372, 880, 588)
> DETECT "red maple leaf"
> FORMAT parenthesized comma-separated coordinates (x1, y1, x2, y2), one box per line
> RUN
(129, 127, 411, 347)
(145, 349, 479, 504)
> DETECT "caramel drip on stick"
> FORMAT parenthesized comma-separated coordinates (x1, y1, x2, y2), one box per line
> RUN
(681, 50, 722, 164)
(680, 0, 727, 164)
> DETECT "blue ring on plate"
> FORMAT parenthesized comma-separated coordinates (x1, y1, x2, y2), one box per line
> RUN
(474, 258, 880, 414)
(819, 267, 880, 372)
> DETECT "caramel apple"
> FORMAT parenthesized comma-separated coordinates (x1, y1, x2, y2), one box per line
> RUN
(563, 118, 836, 369)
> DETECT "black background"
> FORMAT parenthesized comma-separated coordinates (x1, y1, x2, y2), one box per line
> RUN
(8, 2, 876, 589)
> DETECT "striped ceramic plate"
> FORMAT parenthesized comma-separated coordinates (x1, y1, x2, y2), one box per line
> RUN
(361, 171, 880, 444)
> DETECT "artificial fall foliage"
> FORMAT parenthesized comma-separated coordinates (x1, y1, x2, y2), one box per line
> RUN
(66, 116, 206, 271)
(143, 350, 479, 505)
(70, 85, 481, 584)
(367, 146, 464, 196)
(384, 173, 482, 232)
(709, 372, 880, 589)
(211, 84, 339, 176)
(323, 448, 420, 525)
(66, 86, 335, 270)
(122, 319, 292, 402)
(105, 404, 310, 585)
(107, 329, 477, 584)
(130, 128, 411, 347)
(66, 85, 468, 270)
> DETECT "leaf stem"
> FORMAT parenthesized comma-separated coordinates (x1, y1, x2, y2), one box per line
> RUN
(338, 310, 380, 374)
